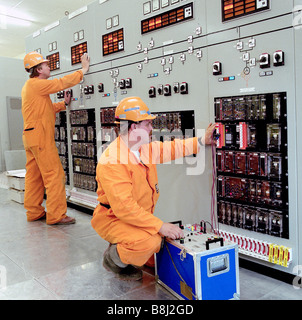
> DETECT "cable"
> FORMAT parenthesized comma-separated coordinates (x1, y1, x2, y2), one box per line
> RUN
(200, 219, 215, 233)
(211, 140, 218, 234)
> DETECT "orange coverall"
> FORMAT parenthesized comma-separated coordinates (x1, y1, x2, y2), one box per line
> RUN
(91, 136, 199, 266)
(21, 70, 83, 224)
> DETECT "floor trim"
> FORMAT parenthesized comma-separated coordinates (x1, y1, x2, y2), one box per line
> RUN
(239, 258, 295, 285)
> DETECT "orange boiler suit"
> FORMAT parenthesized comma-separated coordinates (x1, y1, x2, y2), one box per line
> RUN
(91, 135, 199, 267)
(21, 70, 83, 224)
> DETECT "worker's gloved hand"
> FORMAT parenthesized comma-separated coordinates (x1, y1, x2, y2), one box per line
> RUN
(159, 223, 184, 240)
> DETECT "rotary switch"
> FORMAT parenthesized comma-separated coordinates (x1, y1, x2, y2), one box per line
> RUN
(163, 84, 171, 96)
(119, 79, 126, 89)
(125, 78, 132, 88)
(98, 83, 104, 93)
(213, 62, 222, 75)
(273, 50, 284, 67)
(180, 82, 188, 94)
(149, 86, 156, 98)
(157, 85, 163, 95)
(259, 53, 270, 69)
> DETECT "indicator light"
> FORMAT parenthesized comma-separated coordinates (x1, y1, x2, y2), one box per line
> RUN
(222, 0, 269, 22)
(102, 28, 124, 56)
(71, 42, 87, 65)
(141, 3, 193, 34)
(46, 52, 60, 71)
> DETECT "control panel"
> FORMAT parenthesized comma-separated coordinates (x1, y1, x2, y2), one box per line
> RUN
(215, 92, 288, 238)
(173, 232, 225, 253)
(170, 223, 229, 253)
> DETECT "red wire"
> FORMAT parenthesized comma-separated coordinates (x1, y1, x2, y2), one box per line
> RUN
(211, 141, 218, 233)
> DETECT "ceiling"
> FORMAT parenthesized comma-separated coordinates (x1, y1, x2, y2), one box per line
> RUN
(0, 0, 95, 59)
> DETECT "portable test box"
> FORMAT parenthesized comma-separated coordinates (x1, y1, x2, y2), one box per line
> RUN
(155, 225, 240, 300)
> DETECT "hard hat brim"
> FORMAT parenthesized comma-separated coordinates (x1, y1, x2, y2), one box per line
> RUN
(115, 114, 157, 123)
(25, 60, 50, 71)
(144, 114, 157, 120)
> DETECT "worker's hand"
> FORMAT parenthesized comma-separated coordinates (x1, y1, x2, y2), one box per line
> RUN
(64, 89, 72, 106)
(199, 123, 216, 145)
(159, 223, 184, 240)
(81, 53, 90, 75)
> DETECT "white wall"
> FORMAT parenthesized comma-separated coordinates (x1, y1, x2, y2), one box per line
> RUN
(0, 57, 27, 171)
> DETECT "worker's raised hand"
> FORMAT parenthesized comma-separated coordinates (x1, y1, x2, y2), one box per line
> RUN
(159, 223, 184, 240)
(64, 89, 72, 106)
(81, 53, 90, 75)
(199, 123, 216, 145)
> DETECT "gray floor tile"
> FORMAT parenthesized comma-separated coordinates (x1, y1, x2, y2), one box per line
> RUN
(36, 260, 156, 300)
(0, 187, 299, 300)
(239, 268, 282, 300)
(261, 281, 302, 300)
(0, 251, 32, 286)
(0, 278, 59, 300)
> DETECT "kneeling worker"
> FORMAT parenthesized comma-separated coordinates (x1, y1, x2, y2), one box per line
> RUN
(91, 97, 215, 280)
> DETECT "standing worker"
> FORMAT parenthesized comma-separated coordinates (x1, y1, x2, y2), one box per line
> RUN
(91, 96, 216, 280)
(22, 52, 90, 225)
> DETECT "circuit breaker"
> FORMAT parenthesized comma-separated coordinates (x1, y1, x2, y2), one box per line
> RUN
(55, 111, 69, 185)
(99, 108, 195, 145)
(70, 109, 97, 192)
(152, 111, 195, 142)
(100, 107, 119, 154)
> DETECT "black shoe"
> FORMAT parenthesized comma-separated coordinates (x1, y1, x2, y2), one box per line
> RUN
(118, 265, 143, 281)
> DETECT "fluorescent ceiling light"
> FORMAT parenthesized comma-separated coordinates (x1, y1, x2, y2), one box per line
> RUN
(0, 6, 32, 28)
(0, 15, 31, 27)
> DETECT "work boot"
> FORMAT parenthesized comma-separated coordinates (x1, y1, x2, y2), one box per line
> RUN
(103, 244, 143, 281)
(103, 245, 124, 274)
(118, 265, 143, 281)
(55, 216, 76, 225)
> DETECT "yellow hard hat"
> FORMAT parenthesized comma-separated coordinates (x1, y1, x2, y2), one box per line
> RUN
(24, 51, 49, 71)
(115, 97, 156, 122)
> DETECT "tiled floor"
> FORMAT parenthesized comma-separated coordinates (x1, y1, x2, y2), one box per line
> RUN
(0, 187, 301, 300)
